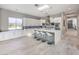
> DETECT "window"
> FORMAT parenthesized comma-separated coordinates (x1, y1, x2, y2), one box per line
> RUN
(8, 17, 22, 30)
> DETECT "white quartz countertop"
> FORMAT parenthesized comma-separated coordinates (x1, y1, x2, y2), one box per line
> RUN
(34, 29, 61, 33)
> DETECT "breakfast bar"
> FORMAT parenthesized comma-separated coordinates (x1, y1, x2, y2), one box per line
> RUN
(33, 29, 61, 45)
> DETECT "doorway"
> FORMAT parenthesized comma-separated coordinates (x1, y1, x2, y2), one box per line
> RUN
(66, 17, 78, 36)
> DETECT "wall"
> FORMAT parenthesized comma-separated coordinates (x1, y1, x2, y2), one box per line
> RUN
(0, 8, 41, 31)
(77, 14, 79, 37)
(0, 9, 1, 31)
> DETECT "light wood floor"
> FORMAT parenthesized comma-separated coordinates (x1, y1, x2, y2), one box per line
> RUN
(0, 35, 79, 55)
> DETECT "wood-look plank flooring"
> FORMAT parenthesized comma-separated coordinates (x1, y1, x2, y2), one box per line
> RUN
(0, 35, 79, 55)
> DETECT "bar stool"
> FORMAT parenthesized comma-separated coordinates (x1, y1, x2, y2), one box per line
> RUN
(41, 31, 47, 42)
(33, 30, 37, 38)
(46, 32, 54, 44)
(36, 31, 42, 40)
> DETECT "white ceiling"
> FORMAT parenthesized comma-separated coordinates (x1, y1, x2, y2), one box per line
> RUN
(0, 4, 79, 17)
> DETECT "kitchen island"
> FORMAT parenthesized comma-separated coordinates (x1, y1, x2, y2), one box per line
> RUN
(34, 29, 61, 45)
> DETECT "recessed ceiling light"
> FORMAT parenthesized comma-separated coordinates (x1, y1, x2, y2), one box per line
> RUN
(68, 8, 72, 10)
(38, 5, 50, 11)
